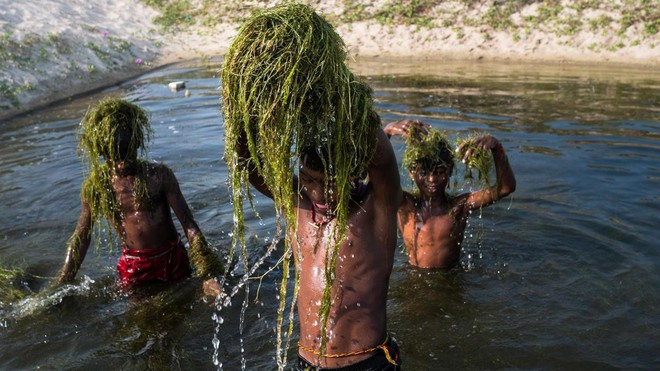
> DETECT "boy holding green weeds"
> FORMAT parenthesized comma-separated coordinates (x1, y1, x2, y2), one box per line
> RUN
(384, 119, 516, 269)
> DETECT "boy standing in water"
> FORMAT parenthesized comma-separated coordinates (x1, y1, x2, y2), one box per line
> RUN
(384, 119, 516, 269)
(237, 133, 402, 370)
(223, 4, 402, 369)
(55, 97, 223, 292)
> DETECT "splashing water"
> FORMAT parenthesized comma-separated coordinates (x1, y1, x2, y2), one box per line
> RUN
(4, 276, 95, 321)
(210, 235, 282, 369)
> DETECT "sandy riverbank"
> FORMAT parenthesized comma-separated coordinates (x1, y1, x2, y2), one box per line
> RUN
(1, 0, 657, 121)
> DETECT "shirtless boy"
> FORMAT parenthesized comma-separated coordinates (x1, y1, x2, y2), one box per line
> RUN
(237, 130, 402, 369)
(55, 97, 223, 292)
(384, 119, 516, 269)
(223, 4, 402, 369)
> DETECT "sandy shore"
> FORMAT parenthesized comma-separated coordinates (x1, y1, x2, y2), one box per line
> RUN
(1, 0, 658, 121)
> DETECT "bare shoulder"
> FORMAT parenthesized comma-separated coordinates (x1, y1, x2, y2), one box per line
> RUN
(146, 161, 168, 172)
(400, 191, 417, 211)
(449, 192, 470, 214)
(397, 191, 417, 224)
(146, 162, 174, 180)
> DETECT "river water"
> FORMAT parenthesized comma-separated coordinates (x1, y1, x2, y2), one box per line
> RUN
(0, 59, 658, 370)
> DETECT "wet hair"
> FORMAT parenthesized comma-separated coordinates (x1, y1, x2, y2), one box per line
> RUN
(222, 4, 380, 360)
(300, 146, 369, 185)
(414, 148, 454, 173)
(78, 96, 151, 164)
(300, 146, 331, 174)
(77, 97, 153, 241)
(403, 127, 454, 174)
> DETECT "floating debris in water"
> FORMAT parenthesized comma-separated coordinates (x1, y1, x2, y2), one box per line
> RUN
(168, 81, 186, 91)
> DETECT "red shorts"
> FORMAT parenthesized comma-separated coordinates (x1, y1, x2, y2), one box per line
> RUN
(116, 238, 192, 288)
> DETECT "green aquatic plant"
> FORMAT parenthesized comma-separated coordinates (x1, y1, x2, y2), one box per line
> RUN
(0, 263, 29, 306)
(401, 126, 456, 204)
(188, 234, 224, 277)
(78, 96, 153, 248)
(455, 132, 494, 189)
(402, 126, 454, 173)
(222, 3, 379, 364)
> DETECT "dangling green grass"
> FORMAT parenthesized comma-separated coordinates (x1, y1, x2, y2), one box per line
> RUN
(402, 126, 453, 172)
(0, 263, 29, 305)
(455, 132, 494, 189)
(222, 3, 379, 364)
(77, 96, 153, 250)
(188, 234, 224, 277)
(401, 126, 460, 192)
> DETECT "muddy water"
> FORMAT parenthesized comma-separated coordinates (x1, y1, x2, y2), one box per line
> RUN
(0, 59, 658, 369)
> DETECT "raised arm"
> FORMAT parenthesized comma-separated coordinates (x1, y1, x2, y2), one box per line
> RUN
(461, 136, 516, 210)
(383, 119, 430, 139)
(235, 129, 274, 199)
(383, 119, 432, 203)
(368, 127, 402, 206)
(163, 166, 224, 279)
(56, 196, 93, 284)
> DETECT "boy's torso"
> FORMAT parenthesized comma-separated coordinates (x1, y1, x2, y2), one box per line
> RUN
(111, 164, 179, 250)
(398, 193, 468, 269)
(294, 186, 395, 367)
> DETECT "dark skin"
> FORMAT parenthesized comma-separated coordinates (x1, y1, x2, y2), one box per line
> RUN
(238, 128, 402, 367)
(384, 119, 516, 269)
(56, 142, 221, 294)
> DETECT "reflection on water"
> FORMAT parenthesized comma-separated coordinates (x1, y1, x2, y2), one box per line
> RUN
(0, 58, 659, 369)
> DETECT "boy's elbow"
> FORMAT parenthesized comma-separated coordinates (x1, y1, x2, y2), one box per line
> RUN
(500, 178, 516, 197)
(497, 178, 516, 198)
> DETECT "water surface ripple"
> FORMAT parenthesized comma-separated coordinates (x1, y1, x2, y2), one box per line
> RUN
(1, 60, 658, 369)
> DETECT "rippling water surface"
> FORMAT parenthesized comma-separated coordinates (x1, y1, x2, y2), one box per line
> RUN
(1, 59, 658, 369)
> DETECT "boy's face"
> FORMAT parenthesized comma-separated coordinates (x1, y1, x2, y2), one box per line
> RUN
(105, 126, 138, 161)
(299, 164, 337, 208)
(410, 163, 451, 197)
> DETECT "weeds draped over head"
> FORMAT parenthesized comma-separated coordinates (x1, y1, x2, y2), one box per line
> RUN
(402, 126, 456, 190)
(222, 2, 379, 365)
(78, 96, 153, 247)
(402, 128, 498, 196)
(402, 126, 454, 174)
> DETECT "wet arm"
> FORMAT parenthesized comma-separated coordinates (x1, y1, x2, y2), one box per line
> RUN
(164, 168, 224, 277)
(383, 119, 430, 139)
(369, 128, 402, 206)
(466, 137, 516, 210)
(235, 128, 274, 199)
(56, 198, 92, 284)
